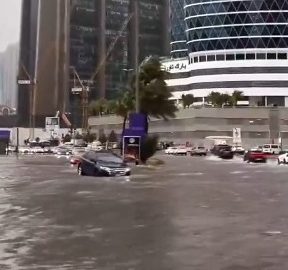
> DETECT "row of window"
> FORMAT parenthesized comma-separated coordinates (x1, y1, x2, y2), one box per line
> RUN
(190, 52, 288, 63)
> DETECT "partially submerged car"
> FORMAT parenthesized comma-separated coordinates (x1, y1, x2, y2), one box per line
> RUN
(78, 151, 131, 177)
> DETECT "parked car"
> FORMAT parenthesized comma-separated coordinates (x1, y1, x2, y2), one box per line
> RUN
(190, 146, 207, 156)
(55, 146, 72, 156)
(218, 145, 234, 159)
(244, 149, 266, 163)
(174, 146, 189, 155)
(231, 145, 245, 155)
(78, 151, 131, 177)
(165, 147, 178, 155)
(262, 144, 281, 155)
(278, 152, 288, 164)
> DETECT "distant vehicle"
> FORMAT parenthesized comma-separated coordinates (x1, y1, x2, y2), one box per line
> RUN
(19, 147, 31, 154)
(278, 152, 288, 164)
(218, 145, 234, 159)
(190, 146, 207, 156)
(174, 146, 189, 156)
(78, 151, 131, 177)
(244, 149, 266, 163)
(262, 144, 281, 155)
(55, 146, 72, 156)
(165, 147, 177, 155)
(211, 144, 231, 156)
(231, 145, 245, 155)
(30, 147, 45, 154)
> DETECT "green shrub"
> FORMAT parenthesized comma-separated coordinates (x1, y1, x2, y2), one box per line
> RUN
(140, 135, 158, 163)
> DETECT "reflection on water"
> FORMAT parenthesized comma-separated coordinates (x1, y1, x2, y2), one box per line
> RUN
(0, 156, 176, 269)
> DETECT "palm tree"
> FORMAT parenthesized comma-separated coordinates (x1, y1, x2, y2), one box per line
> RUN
(133, 56, 178, 123)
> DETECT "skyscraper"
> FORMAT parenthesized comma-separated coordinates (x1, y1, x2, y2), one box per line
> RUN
(19, 0, 169, 127)
(164, 0, 288, 107)
(18, 0, 69, 127)
(170, 0, 187, 58)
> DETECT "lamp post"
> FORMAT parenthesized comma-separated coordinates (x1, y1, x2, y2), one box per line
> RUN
(133, 0, 140, 113)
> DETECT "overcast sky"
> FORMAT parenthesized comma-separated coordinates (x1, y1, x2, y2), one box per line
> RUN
(0, 0, 22, 52)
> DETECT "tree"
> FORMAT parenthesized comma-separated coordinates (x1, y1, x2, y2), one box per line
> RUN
(108, 130, 118, 142)
(182, 94, 194, 108)
(207, 91, 223, 107)
(88, 98, 108, 116)
(137, 56, 178, 121)
(98, 129, 107, 144)
(230, 90, 244, 107)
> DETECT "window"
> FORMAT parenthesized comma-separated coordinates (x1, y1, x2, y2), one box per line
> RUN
(278, 53, 287, 60)
(226, 54, 235, 61)
(246, 53, 256, 60)
(236, 54, 245, 60)
(207, 55, 215, 61)
(256, 53, 266, 60)
(199, 55, 206, 62)
(267, 53, 277, 59)
(216, 54, 225, 61)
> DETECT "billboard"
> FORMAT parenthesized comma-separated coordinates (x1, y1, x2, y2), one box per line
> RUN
(123, 136, 141, 163)
(233, 128, 242, 144)
(45, 117, 60, 131)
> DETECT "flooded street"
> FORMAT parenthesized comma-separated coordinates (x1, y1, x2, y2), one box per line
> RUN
(1, 155, 288, 269)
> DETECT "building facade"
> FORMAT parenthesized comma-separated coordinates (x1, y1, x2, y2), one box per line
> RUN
(19, 0, 169, 127)
(170, 0, 187, 58)
(165, 0, 288, 107)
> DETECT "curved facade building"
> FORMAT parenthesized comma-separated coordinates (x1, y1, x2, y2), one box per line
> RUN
(166, 0, 288, 107)
(170, 0, 187, 58)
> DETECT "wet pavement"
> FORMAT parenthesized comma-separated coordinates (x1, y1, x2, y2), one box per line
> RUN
(0, 154, 288, 269)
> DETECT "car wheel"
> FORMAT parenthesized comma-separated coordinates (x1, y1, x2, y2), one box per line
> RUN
(78, 165, 84, 176)
(278, 159, 281, 165)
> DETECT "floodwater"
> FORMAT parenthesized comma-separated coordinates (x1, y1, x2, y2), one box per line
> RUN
(0, 154, 288, 269)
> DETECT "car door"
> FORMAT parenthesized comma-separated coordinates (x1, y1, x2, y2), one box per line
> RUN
(82, 152, 95, 176)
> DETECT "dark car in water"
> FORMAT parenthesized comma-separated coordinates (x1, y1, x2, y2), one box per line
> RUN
(78, 151, 131, 177)
(218, 145, 234, 159)
(211, 144, 231, 156)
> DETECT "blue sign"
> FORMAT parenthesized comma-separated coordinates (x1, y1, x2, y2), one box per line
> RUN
(129, 113, 147, 133)
(0, 130, 10, 140)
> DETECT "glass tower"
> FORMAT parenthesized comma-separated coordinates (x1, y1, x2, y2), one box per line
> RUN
(184, 0, 288, 59)
(170, 0, 187, 58)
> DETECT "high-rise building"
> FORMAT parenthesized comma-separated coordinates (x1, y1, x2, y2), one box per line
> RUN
(18, 0, 69, 127)
(0, 43, 19, 108)
(170, 0, 187, 58)
(165, 0, 288, 107)
(19, 0, 169, 127)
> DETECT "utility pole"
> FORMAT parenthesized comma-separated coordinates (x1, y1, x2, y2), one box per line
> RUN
(134, 0, 140, 113)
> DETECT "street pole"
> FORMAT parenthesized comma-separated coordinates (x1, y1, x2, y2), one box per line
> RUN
(134, 0, 140, 113)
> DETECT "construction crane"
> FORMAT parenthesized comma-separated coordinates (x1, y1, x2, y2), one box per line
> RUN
(72, 12, 134, 132)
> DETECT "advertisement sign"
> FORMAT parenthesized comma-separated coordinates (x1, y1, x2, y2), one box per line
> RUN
(129, 113, 147, 134)
(233, 128, 242, 144)
(123, 136, 141, 163)
(45, 117, 60, 131)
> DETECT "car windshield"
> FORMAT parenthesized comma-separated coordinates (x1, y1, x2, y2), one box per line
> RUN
(96, 153, 123, 164)
(198, 147, 205, 149)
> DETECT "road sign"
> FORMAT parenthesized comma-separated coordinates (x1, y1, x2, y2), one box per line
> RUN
(72, 87, 82, 94)
(45, 117, 60, 131)
(233, 128, 242, 144)
(17, 79, 32, 85)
